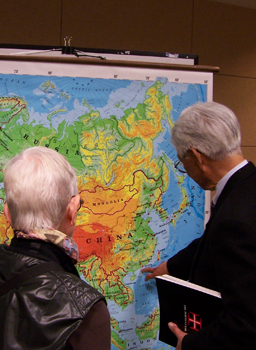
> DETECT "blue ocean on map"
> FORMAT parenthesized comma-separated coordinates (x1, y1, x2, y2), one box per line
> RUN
(1, 74, 132, 111)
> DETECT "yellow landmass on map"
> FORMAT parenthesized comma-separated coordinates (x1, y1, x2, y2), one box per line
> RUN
(118, 80, 172, 140)
(0, 213, 13, 244)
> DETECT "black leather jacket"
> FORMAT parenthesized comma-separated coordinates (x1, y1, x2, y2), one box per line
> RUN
(0, 237, 105, 350)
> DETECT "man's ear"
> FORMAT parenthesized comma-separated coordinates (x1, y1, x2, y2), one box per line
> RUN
(190, 148, 204, 167)
(70, 206, 77, 226)
(4, 203, 12, 225)
(67, 196, 78, 226)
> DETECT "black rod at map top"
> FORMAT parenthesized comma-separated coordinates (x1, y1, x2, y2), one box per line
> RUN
(0, 43, 198, 64)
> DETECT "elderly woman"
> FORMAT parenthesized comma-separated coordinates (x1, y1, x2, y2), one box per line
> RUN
(0, 146, 111, 350)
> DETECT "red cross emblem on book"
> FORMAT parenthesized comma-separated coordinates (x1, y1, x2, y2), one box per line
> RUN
(188, 312, 202, 331)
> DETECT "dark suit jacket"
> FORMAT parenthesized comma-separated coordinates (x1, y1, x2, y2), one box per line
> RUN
(167, 162, 256, 350)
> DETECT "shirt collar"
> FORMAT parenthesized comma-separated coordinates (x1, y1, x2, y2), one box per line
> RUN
(212, 159, 248, 205)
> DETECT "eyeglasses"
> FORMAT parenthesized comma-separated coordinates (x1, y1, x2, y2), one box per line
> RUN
(174, 160, 187, 174)
(174, 148, 190, 174)
(77, 198, 84, 211)
(71, 195, 84, 211)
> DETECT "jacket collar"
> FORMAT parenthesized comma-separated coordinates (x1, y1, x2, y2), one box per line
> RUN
(8, 236, 80, 277)
(209, 161, 256, 222)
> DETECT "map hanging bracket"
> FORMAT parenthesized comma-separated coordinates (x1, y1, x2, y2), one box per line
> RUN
(61, 36, 105, 59)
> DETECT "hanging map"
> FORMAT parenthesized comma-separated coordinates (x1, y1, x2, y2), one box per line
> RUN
(0, 59, 212, 349)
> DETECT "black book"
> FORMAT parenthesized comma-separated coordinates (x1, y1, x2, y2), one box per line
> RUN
(155, 275, 222, 347)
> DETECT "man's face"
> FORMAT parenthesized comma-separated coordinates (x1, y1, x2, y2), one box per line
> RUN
(179, 150, 215, 191)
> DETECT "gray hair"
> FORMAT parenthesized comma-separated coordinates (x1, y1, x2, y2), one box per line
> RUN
(4, 146, 78, 231)
(171, 101, 242, 160)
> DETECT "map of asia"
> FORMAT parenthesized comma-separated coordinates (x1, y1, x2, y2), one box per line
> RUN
(0, 62, 210, 350)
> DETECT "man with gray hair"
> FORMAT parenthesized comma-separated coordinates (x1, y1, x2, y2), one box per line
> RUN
(0, 146, 111, 350)
(142, 102, 256, 349)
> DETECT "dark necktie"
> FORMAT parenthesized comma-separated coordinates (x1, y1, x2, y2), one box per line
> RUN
(211, 201, 216, 216)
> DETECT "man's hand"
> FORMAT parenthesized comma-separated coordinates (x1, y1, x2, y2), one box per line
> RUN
(168, 322, 186, 350)
(141, 261, 169, 281)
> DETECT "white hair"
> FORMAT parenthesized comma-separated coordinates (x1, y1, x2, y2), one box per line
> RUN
(171, 102, 242, 160)
(4, 146, 78, 231)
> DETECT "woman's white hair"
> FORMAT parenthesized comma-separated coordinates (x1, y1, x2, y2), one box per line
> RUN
(171, 101, 242, 160)
(4, 146, 78, 231)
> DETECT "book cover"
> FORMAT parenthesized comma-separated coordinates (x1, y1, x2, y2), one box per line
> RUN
(155, 275, 222, 347)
